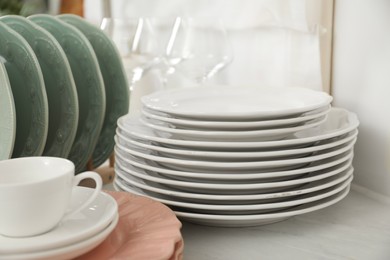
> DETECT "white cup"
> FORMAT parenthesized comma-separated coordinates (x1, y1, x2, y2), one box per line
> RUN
(0, 157, 103, 237)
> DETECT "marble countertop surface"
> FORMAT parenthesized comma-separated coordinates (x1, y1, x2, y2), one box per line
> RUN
(180, 187, 390, 260)
(104, 183, 390, 260)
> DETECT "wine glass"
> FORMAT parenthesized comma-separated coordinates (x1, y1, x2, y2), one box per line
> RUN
(101, 17, 173, 91)
(166, 17, 233, 84)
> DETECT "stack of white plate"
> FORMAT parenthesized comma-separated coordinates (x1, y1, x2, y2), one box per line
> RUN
(114, 86, 359, 227)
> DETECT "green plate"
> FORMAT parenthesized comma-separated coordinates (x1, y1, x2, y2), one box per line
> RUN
(59, 14, 129, 168)
(1, 15, 79, 158)
(0, 21, 48, 157)
(0, 62, 16, 160)
(29, 14, 106, 173)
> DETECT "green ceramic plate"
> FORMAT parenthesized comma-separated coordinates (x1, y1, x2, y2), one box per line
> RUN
(1, 15, 79, 158)
(0, 62, 16, 160)
(0, 21, 48, 157)
(58, 14, 129, 169)
(29, 14, 106, 173)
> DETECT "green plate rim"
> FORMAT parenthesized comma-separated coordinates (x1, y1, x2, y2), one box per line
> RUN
(28, 14, 106, 173)
(1, 15, 79, 158)
(0, 61, 16, 159)
(58, 14, 129, 168)
(0, 21, 48, 157)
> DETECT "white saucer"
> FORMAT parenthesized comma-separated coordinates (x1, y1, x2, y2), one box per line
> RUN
(2, 213, 118, 260)
(0, 187, 118, 254)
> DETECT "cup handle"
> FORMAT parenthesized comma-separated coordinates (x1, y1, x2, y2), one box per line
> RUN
(63, 171, 103, 220)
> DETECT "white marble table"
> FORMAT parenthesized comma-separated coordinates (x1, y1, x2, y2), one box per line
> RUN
(180, 188, 390, 260)
(104, 183, 390, 260)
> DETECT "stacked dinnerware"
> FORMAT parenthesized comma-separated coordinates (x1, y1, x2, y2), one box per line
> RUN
(0, 14, 129, 172)
(114, 86, 359, 227)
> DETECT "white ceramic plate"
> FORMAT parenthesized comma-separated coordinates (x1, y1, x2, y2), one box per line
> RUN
(141, 86, 332, 120)
(0, 187, 118, 254)
(116, 129, 358, 162)
(115, 138, 356, 172)
(117, 108, 359, 151)
(115, 156, 352, 194)
(114, 163, 352, 204)
(113, 148, 353, 182)
(169, 186, 351, 227)
(2, 214, 118, 260)
(141, 105, 331, 131)
(0, 62, 16, 160)
(114, 175, 352, 215)
(139, 115, 327, 141)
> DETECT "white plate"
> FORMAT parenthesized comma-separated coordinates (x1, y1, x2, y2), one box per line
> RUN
(117, 108, 359, 151)
(115, 138, 356, 172)
(139, 115, 327, 141)
(0, 187, 118, 254)
(0, 62, 16, 160)
(114, 163, 353, 204)
(170, 186, 351, 227)
(116, 129, 358, 161)
(141, 105, 331, 131)
(115, 157, 353, 200)
(115, 156, 352, 194)
(114, 146, 353, 181)
(113, 181, 351, 227)
(114, 175, 352, 215)
(2, 214, 118, 260)
(141, 86, 332, 120)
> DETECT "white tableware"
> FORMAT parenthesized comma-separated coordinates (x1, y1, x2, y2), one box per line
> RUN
(0, 157, 102, 237)
(169, 186, 351, 227)
(113, 165, 353, 204)
(0, 187, 117, 254)
(116, 128, 357, 161)
(117, 108, 359, 151)
(139, 115, 327, 141)
(1, 213, 118, 260)
(115, 173, 352, 215)
(113, 147, 353, 181)
(141, 86, 332, 120)
(0, 62, 16, 160)
(115, 157, 352, 194)
(115, 137, 356, 172)
(141, 105, 331, 131)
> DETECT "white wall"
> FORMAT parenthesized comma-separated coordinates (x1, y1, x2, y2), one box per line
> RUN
(332, 0, 390, 198)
